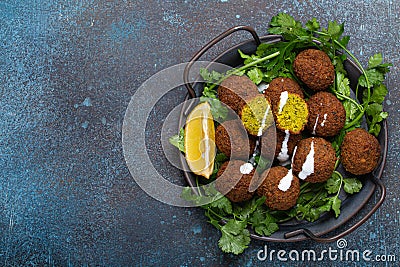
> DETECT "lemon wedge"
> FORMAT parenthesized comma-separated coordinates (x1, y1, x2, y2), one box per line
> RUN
(184, 102, 216, 179)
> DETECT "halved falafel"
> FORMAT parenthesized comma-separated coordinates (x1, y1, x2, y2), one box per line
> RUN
(215, 160, 256, 203)
(263, 77, 304, 109)
(218, 75, 259, 114)
(275, 92, 309, 134)
(306, 91, 346, 137)
(240, 95, 274, 136)
(341, 128, 381, 175)
(292, 137, 336, 183)
(256, 166, 300, 210)
(215, 120, 256, 160)
(293, 49, 335, 91)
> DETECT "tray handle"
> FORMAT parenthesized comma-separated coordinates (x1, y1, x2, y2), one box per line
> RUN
(284, 175, 386, 242)
(183, 26, 261, 98)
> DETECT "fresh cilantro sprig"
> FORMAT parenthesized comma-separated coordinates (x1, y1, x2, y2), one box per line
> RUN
(266, 13, 391, 136)
(293, 168, 362, 221)
(182, 184, 278, 255)
(169, 127, 185, 153)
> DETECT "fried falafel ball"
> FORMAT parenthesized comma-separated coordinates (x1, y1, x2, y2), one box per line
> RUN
(293, 49, 335, 91)
(263, 77, 304, 109)
(215, 120, 256, 160)
(274, 92, 309, 134)
(217, 75, 259, 114)
(341, 128, 381, 175)
(215, 160, 256, 203)
(306, 91, 346, 137)
(256, 166, 300, 210)
(292, 137, 336, 183)
(240, 95, 274, 136)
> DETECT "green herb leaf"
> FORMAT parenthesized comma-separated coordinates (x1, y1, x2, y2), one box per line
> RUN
(247, 67, 264, 85)
(327, 21, 344, 40)
(234, 196, 266, 220)
(343, 178, 363, 194)
(305, 18, 320, 31)
(359, 69, 385, 87)
(181, 187, 199, 203)
(365, 103, 388, 136)
(335, 72, 351, 99)
(368, 83, 388, 104)
(368, 53, 383, 68)
(218, 220, 251, 255)
(269, 13, 307, 40)
(250, 208, 279, 236)
(325, 172, 342, 194)
(200, 68, 224, 84)
(200, 97, 228, 121)
(331, 196, 342, 217)
(169, 128, 185, 153)
(209, 196, 233, 215)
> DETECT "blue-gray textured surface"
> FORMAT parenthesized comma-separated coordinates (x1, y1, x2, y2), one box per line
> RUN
(0, 0, 399, 266)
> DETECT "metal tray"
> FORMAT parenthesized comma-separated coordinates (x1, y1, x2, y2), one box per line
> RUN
(180, 26, 387, 243)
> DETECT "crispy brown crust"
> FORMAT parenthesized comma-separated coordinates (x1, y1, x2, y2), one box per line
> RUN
(293, 49, 335, 91)
(256, 166, 300, 210)
(292, 137, 336, 183)
(217, 75, 259, 114)
(340, 128, 381, 175)
(215, 120, 256, 160)
(306, 91, 346, 137)
(215, 160, 256, 203)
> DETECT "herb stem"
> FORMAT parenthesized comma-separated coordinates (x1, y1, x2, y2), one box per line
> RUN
(207, 51, 281, 91)
(335, 93, 363, 111)
(333, 170, 344, 197)
(331, 39, 371, 103)
(206, 207, 227, 221)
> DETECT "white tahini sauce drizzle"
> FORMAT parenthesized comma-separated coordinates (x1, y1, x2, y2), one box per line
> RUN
(240, 162, 254, 174)
(278, 91, 289, 113)
(277, 130, 291, 163)
(320, 113, 328, 127)
(257, 82, 269, 93)
(278, 169, 294, 192)
(312, 114, 320, 135)
(298, 140, 315, 180)
(257, 104, 271, 136)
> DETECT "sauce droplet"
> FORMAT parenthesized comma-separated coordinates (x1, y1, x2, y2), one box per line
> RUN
(240, 162, 254, 174)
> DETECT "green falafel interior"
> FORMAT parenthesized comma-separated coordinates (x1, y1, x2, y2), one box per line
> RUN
(175, 13, 391, 255)
(240, 95, 274, 136)
(275, 92, 308, 134)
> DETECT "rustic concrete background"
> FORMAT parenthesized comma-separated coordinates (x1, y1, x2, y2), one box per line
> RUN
(1, 0, 399, 266)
